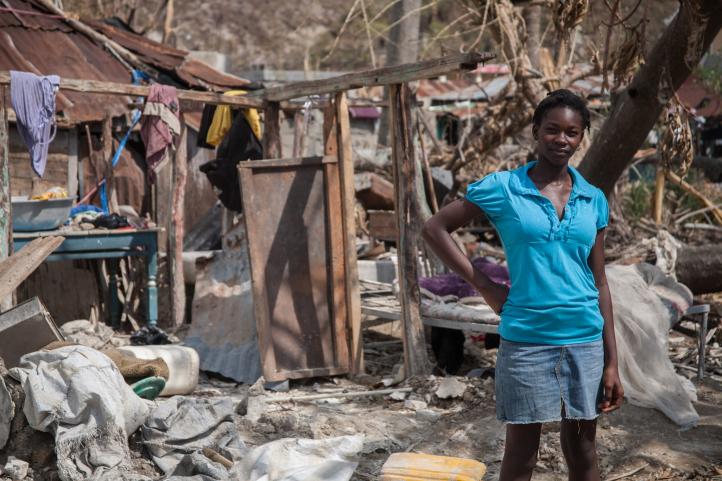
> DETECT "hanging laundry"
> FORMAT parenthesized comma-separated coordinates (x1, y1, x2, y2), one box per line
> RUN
(200, 112, 263, 211)
(10, 71, 60, 178)
(196, 103, 217, 149)
(205, 90, 261, 146)
(140, 84, 180, 182)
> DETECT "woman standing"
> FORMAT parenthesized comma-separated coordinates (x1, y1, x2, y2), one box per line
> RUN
(422, 89, 624, 481)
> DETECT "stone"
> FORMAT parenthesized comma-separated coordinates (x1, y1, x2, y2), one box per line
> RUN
(4, 457, 29, 480)
(436, 377, 468, 399)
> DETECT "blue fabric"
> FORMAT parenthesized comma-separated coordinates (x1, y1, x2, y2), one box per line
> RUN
(10, 71, 60, 177)
(465, 161, 608, 345)
(495, 338, 604, 423)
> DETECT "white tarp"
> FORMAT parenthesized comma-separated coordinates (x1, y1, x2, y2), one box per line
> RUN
(607, 263, 698, 428)
(231, 435, 364, 481)
(9, 346, 150, 481)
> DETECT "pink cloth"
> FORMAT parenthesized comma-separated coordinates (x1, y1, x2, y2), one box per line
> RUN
(140, 84, 179, 182)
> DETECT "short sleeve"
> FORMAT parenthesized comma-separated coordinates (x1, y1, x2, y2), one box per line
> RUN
(465, 173, 507, 220)
(595, 190, 609, 230)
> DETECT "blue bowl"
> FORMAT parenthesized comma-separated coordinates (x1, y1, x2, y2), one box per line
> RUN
(12, 196, 75, 231)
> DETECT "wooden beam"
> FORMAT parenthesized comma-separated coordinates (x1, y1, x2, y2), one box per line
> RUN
(248, 52, 495, 101)
(263, 102, 282, 159)
(389, 83, 432, 376)
(0, 236, 64, 302)
(335, 92, 363, 375)
(0, 72, 266, 108)
(170, 122, 188, 326)
(292, 110, 305, 157)
(0, 86, 11, 310)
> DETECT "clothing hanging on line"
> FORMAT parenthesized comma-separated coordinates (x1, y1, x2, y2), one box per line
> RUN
(199, 111, 263, 212)
(10, 71, 60, 177)
(140, 84, 180, 182)
(204, 90, 261, 146)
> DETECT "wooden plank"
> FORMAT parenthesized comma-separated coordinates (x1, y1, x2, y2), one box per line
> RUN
(368, 209, 397, 241)
(324, 161, 349, 370)
(248, 52, 495, 101)
(239, 167, 278, 379)
(263, 102, 282, 159)
(238, 156, 336, 170)
(0, 236, 64, 301)
(389, 83, 431, 376)
(323, 106, 349, 371)
(170, 123, 188, 326)
(239, 155, 351, 381)
(0, 86, 11, 310)
(360, 306, 500, 334)
(0, 72, 266, 108)
(335, 92, 363, 375)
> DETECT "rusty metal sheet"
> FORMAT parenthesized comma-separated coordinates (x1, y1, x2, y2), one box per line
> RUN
(239, 155, 350, 381)
(88, 20, 186, 71)
(177, 59, 251, 91)
(0, 1, 252, 123)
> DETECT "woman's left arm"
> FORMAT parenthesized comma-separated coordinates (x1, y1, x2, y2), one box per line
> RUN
(589, 228, 624, 413)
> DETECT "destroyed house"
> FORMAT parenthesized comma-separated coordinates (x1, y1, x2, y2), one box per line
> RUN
(0, 0, 253, 322)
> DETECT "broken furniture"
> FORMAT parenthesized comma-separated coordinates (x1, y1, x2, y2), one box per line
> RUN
(0, 297, 63, 368)
(360, 279, 712, 382)
(13, 228, 159, 326)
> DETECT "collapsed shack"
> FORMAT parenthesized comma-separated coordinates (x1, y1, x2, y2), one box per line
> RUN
(0, 0, 261, 328)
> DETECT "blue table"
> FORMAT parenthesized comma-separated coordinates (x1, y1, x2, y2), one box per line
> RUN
(13, 228, 159, 327)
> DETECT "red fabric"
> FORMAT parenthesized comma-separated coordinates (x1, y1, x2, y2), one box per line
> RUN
(140, 84, 179, 181)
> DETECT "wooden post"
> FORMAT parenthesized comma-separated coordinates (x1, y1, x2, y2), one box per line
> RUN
(0, 86, 12, 311)
(101, 116, 114, 212)
(170, 122, 188, 326)
(263, 102, 282, 159)
(653, 162, 665, 224)
(389, 83, 431, 376)
(292, 110, 305, 158)
(335, 92, 364, 374)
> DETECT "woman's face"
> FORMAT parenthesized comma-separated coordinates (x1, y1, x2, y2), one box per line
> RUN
(533, 106, 584, 167)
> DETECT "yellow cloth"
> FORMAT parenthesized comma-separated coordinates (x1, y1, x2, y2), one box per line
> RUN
(31, 187, 68, 200)
(205, 90, 261, 146)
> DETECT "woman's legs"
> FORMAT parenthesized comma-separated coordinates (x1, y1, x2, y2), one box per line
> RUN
(499, 423, 542, 481)
(560, 419, 600, 481)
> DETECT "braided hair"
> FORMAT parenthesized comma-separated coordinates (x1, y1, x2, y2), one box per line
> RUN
(532, 89, 591, 132)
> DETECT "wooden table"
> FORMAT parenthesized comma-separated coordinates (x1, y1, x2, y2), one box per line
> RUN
(13, 228, 159, 327)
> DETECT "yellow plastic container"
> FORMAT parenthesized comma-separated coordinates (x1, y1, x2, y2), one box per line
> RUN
(380, 453, 486, 481)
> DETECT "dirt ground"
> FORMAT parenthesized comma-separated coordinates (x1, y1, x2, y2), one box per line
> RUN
(208, 318, 722, 481)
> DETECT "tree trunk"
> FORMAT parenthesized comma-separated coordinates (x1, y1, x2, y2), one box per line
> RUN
(523, 4, 542, 69)
(676, 245, 722, 295)
(377, 0, 422, 148)
(578, 1, 722, 196)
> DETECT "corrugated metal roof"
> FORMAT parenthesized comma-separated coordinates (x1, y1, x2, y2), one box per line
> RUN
(0, 0, 251, 123)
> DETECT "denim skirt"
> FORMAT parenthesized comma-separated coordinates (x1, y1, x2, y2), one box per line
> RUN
(495, 338, 604, 423)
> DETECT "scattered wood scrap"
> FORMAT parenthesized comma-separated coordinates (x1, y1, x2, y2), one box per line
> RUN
(0, 236, 64, 302)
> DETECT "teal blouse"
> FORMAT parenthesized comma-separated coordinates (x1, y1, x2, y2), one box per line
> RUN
(465, 161, 609, 345)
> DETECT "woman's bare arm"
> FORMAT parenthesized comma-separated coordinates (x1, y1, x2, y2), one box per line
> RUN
(588, 228, 624, 412)
(421, 199, 509, 314)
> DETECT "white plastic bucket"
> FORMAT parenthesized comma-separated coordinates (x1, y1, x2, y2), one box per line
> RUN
(117, 345, 200, 396)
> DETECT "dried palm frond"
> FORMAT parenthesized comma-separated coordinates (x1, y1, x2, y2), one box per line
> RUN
(609, 28, 644, 89)
(682, 0, 709, 69)
(553, 0, 589, 39)
(658, 98, 694, 178)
